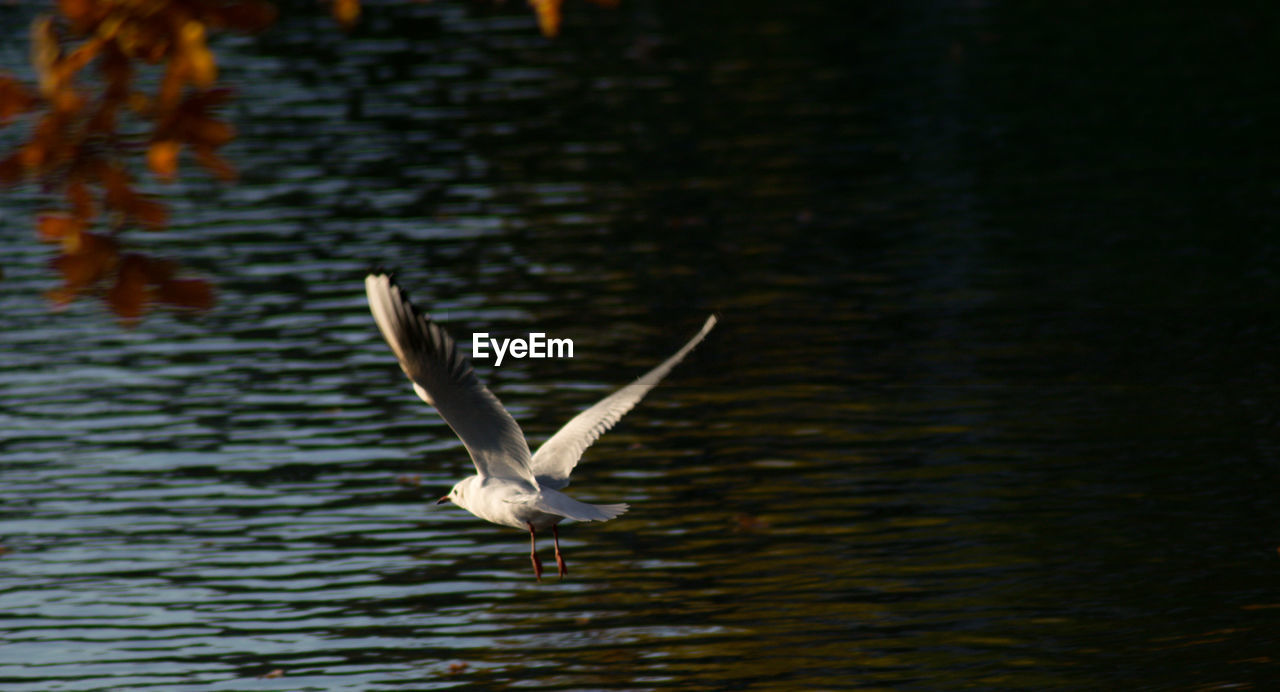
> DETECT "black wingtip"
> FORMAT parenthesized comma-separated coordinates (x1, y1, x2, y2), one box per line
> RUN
(369, 269, 436, 327)
(366, 268, 412, 306)
(366, 264, 397, 282)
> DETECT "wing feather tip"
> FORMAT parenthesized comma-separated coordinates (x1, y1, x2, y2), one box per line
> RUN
(593, 502, 629, 521)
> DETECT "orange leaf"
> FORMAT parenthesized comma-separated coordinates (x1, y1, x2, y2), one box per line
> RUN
(61, 229, 115, 262)
(158, 61, 184, 110)
(187, 116, 234, 148)
(31, 17, 60, 98)
(102, 168, 131, 208)
(333, 0, 361, 29)
(51, 253, 96, 288)
(129, 195, 169, 230)
(0, 75, 36, 122)
(128, 17, 172, 63)
(46, 285, 79, 308)
(38, 214, 84, 242)
(216, 0, 278, 33)
(0, 153, 24, 185)
(158, 277, 214, 311)
(18, 140, 47, 169)
(87, 99, 121, 134)
(59, 0, 96, 25)
(61, 38, 103, 75)
(148, 139, 181, 181)
(50, 87, 86, 115)
(194, 146, 236, 181)
(67, 181, 94, 219)
(106, 254, 150, 323)
(529, 0, 564, 37)
(50, 234, 117, 289)
(180, 22, 218, 88)
(100, 162, 134, 210)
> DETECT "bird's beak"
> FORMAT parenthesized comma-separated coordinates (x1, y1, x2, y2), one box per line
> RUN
(436, 494, 451, 505)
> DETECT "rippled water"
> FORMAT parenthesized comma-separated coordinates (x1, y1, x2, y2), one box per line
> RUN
(2, 1, 1279, 689)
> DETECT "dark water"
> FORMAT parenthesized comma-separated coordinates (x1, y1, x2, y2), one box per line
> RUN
(2, 0, 1279, 688)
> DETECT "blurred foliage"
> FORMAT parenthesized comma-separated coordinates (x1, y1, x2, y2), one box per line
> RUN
(0, 0, 614, 324)
(531, 0, 618, 38)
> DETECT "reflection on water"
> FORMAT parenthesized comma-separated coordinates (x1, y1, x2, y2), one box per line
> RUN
(2, 0, 1279, 688)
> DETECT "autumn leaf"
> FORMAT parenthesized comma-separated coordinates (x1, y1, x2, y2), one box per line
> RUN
(180, 21, 217, 88)
(37, 213, 84, 242)
(213, 1, 278, 33)
(333, 0, 361, 29)
(30, 16, 61, 98)
(193, 146, 236, 181)
(0, 153, 23, 184)
(529, 0, 564, 38)
(17, 140, 47, 169)
(23, 111, 73, 171)
(0, 76, 36, 122)
(129, 194, 170, 230)
(527, 0, 616, 37)
(100, 161, 132, 207)
(186, 114, 234, 148)
(148, 139, 181, 180)
(58, 0, 96, 25)
(106, 253, 150, 322)
(59, 37, 103, 77)
(157, 58, 185, 109)
(66, 180, 95, 219)
(50, 232, 117, 289)
(157, 276, 215, 311)
(45, 285, 79, 309)
(5, 0, 626, 323)
(61, 228, 114, 261)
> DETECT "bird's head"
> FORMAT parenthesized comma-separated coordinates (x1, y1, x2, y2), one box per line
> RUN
(437, 477, 474, 509)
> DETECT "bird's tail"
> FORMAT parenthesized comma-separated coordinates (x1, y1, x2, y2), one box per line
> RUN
(511, 490, 629, 523)
(582, 502, 629, 522)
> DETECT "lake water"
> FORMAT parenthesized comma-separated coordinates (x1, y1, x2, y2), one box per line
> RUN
(2, 1, 1278, 689)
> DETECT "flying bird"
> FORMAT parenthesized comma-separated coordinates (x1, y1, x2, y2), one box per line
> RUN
(365, 273, 717, 580)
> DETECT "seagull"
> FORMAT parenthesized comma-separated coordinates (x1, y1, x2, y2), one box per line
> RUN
(365, 273, 717, 580)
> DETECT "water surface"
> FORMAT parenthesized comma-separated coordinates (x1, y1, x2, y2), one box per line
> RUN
(1, 0, 1278, 689)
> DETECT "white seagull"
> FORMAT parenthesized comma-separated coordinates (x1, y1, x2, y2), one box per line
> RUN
(365, 273, 717, 580)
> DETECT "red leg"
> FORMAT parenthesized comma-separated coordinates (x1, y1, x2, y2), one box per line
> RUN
(553, 524, 567, 579)
(527, 522, 543, 581)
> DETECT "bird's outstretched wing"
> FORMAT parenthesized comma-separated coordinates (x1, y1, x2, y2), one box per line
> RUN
(365, 274, 537, 489)
(529, 315, 717, 489)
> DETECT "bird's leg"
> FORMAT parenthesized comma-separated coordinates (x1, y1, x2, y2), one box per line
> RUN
(527, 522, 543, 581)
(553, 524, 567, 579)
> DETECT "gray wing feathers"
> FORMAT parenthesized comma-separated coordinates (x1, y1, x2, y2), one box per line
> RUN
(530, 315, 717, 489)
(365, 274, 537, 487)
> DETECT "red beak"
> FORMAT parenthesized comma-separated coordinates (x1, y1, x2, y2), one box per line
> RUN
(436, 494, 451, 505)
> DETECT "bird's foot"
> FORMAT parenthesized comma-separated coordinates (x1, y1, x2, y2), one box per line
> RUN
(527, 521, 543, 581)
(553, 525, 567, 580)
